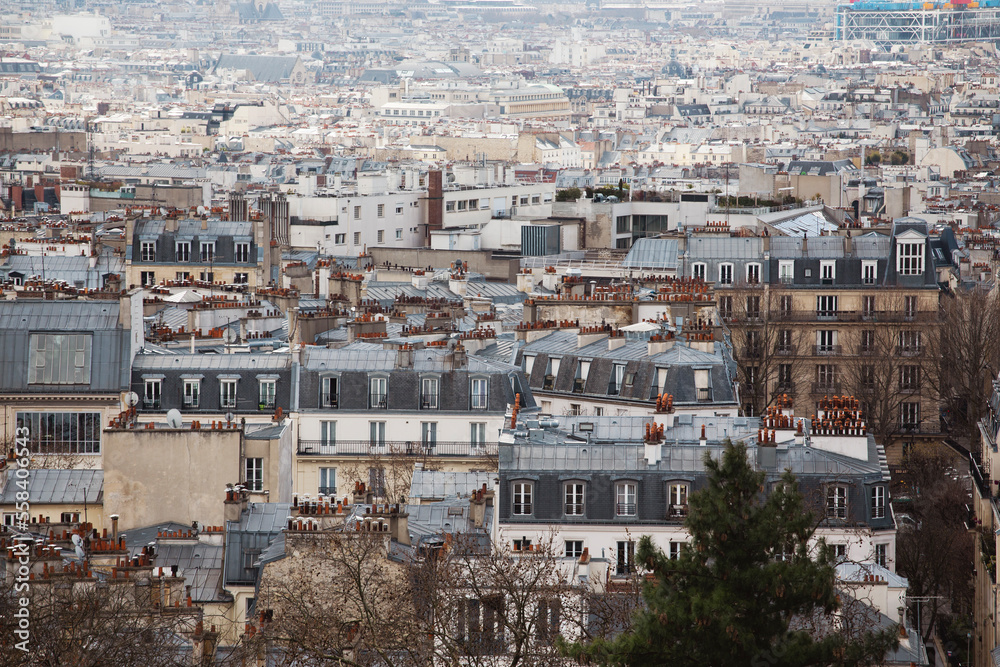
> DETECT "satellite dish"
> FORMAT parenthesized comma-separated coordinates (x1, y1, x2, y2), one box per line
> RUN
(223, 328, 238, 344)
(71, 533, 85, 562)
(166, 409, 183, 429)
(125, 391, 139, 408)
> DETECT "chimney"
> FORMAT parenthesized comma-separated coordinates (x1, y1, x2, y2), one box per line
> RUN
(469, 484, 492, 528)
(165, 216, 178, 233)
(451, 343, 467, 370)
(577, 330, 607, 348)
(426, 170, 444, 239)
(648, 338, 674, 355)
(388, 505, 410, 546)
(201, 217, 208, 231)
(608, 336, 626, 351)
(224, 487, 248, 523)
(110, 514, 119, 543)
(396, 345, 414, 369)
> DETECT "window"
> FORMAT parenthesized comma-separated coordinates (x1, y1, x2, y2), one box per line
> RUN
(616, 482, 637, 517)
(669, 541, 683, 560)
(457, 200, 467, 211)
(446, 201, 456, 212)
(353, 231, 361, 246)
(377, 230, 384, 243)
(469, 199, 479, 210)
(396, 205, 404, 214)
(245, 458, 263, 492)
(15, 412, 101, 455)
(745, 295, 760, 319)
(718, 295, 733, 320)
(899, 331, 921, 355)
(692, 263, 706, 281)
(871, 486, 886, 519)
(874, 543, 887, 568)
(471, 378, 488, 410)
(199, 271, 214, 283)
(220, 379, 237, 408)
(826, 485, 847, 520)
(609, 364, 625, 395)
(778, 329, 793, 353)
(183, 379, 200, 408)
(140, 241, 156, 262)
(900, 365, 920, 391)
(832, 543, 848, 562)
(369, 377, 387, 409)
(234, 273, 248, 284)
(746, 263, 761, 284)
(377, 203, 385, 218)
(779, 294, 792, 317)
(235, 243, 249, 263)
(744, 330, 762, 358)
(369, 421, 386, 446)
(512, 482, 533, 515)
(904, 295, 916, 321)
(565, 540, 584, 558)
(778, 260, 794, 284)
(395, 228, 402, 240)
(368, 466, 386, 497)
(461, 423, 484, 450)
(535, 599, 561, 642)
(778, 364, 793, 390)
(456, 596, 504, 654)
(421, 422, 437, 447)
(817, 330, 837, 354)
(419, 377, 439, 409)
(820, 261, 835, 283)
(862, 295, 876, 318)
(29, 334, 92, 385)
(200, 242, 215, 262)
(353, 205, 361, 220)
(897, 241, 924, 275)
(321, 376, 338, 407)
(335, 234, 346, 245)
(565, 482, 585, 515)
(175, 241, 190, 262)
(816, 365, 837, 390)
(719, 263, 733, 285)
(901, 402, 920, 430)
(319, 467, 336, 496)
(258, 380, 276, 409)
(862, 261, 877, 285)
(616, 540, 635, 575)
(668, 482, 688, 517)
(816, 295, 838, 318)
(140, 271, 156, 286)
(861, 364, 875, 389)
(860, 330, 875, 354)
(320, 420, 336, 447)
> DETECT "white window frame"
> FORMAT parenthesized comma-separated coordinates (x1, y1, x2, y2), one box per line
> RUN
(871, 485, 886, 519)
(564, 482, 585, 516)
(144, 378, 162, 409)
(369, 376, 387, 409)
(862, 260, 877, 285)
(258, 380, 276, 409)
(512, 481, 533, 515)
(183, 379, 200, 408)
(778, 260, 794, 283)
(321, 376, 339, 408)
(421, 421, 437, 447)
(616, 481, 637, 517)
(200, 241, 215, 262)
(471, 377, 488, 410)
(245, 457, 263, 492)
(421, 377, 439, 409)
(820, 260, 836, 282)
(175, 241, 190, 262)
(140, 241, 156, 262)
(692, 262, 707, 281)
(718, 263, 733, 285)
(745, 263, 761, 284)
(565, 540, 584, 558)
(369, 420, 386, 446)
(235, 242, 250, 263)
(220, 379, 238, 409)
(826, 485, 847, 520)
(470, 422, 487, 446)
(897, 241, 924, 276)
(319, 467, 337, 496)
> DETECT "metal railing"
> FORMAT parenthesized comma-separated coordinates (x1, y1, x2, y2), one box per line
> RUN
(667, 504, 689, 519)
(812, 382, 841, 394)
(565, 503, 585, 516)
(616, 503, 637, 516)
(814, 345, 842, 356)
(297, 439, 499, 457)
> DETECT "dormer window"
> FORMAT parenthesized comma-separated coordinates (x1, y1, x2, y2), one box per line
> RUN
(667, 482, 689, 518)
(820, 261, 835, 284)
(897, 240, 924, 275)
(826, 485, 847, 520)
(719, 263, 733, 285)
(746, 263, 761, 284)
(692, 262, 707, 281)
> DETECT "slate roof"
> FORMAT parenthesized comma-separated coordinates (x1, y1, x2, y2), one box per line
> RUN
(224, 502, 292, 587)
(0, 469, 102, 504)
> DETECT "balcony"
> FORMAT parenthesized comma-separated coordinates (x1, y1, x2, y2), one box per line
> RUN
(144, 398, 161, 409)
(320, 393, 339, 409)
(471, 394, 489, 410)
(697, 387, 713, 402)
(616, 503, 637, 517)
(897, 346, 923, 357)
(420, 394, 438, 409)
(369, 393, 387, 409)
(814, 345, 842, 356)
(667, 504, 689, 520)
(565, 503, 585, 516)
(297, 439, 499, 457)
(812, 382, 841, 394)
(318, 486, 337, 496)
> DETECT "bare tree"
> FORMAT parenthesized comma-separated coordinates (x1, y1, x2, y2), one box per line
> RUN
(928, 287, 1000, 445)
(0, 570, 206, 667)
(723, 284, 809, 416)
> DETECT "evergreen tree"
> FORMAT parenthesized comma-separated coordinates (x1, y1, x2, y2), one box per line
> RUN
(561, 443, 899, 666)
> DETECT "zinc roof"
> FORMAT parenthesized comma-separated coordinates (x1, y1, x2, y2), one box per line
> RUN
(622, 238, 678, 270)
(0, 469, 102, 504)
(0, 300, 120, 331)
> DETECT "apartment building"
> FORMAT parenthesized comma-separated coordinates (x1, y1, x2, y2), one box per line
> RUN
(499, 407, 897, 578)
(293, 343, 532, 502)
(126, 217, 268, 288)
(697, 221, 958, 454)
(972, 374, 1000, 667)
